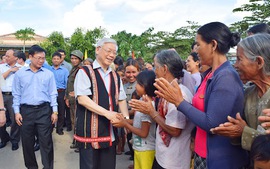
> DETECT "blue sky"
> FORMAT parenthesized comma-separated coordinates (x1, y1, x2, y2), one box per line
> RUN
(0, 0, 249, 37)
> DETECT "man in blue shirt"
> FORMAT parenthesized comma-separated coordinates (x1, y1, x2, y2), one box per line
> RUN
(57, 49, 72, 72)
(51, 52, 69, 135)
(12, 45, 58, 169)
(0, 49, 21, 151)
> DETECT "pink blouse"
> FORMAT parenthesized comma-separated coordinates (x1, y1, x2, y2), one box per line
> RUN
(192, 71, 213, 158)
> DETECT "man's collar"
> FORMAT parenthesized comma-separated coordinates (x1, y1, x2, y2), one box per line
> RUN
(93, 60, 112, 73)
(6, 63, 20, 67)
(26, 65, 45, 72)
(52, 65, 63, 69)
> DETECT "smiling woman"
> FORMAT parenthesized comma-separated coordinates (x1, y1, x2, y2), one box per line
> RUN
(123, 58, 141, 160)
(153, 22, 249, 169)
(212, 34, 270, 153)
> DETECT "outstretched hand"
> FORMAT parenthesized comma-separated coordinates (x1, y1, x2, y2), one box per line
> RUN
(154, 78, 183, 107)
(111, 113, 126, 128)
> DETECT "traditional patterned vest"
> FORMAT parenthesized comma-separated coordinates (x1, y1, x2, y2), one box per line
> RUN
(74, 65, 120, 149)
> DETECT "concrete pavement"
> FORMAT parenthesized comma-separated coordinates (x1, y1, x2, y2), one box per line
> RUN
(0, 128, 133, 169)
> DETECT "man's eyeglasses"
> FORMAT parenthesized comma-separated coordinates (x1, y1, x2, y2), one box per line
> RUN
(32, 56, 46, 61)
(101, 47, 117, 56)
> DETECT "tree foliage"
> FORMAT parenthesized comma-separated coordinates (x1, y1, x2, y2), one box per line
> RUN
(14, 0, 270, 66)
(233, 0, 270, 24)
(111, 21, 200, 63)
(83, 27, 107, 59)
(40, 31, 67, 64)
(69, 27, 107, 60)
(231, 0, 270, 37)
(15, 27, 35, 52)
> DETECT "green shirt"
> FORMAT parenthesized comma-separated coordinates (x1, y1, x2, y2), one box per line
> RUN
(242, 85, 270, 150)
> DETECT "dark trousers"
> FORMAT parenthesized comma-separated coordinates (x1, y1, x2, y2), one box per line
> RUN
(0, 94, 20, 143)
(126, 132, 134, 158)
(152, 158, 165, 169)
(79, 144, 116, 169)
(56, 90, 65, 132)
(65, 104, 71, 129)
(20, 102, 54, 169)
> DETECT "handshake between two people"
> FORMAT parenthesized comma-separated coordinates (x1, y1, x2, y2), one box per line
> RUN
(110, 113, 128, 128)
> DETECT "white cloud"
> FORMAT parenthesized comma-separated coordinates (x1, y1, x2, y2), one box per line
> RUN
(0, 0, 254, 38)
(40, 0, 64, 10)
(125, 0, 175, 12)
(62, 0, 105, 36)
(141, 10, 176, 27)
(95, 0, 124, 10)
(0, 22, 15, 35)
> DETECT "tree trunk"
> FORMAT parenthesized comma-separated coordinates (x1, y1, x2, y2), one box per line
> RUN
(23, 40, 26, 53)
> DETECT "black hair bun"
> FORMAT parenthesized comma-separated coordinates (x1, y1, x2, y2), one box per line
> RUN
(229, 32, 241, 47)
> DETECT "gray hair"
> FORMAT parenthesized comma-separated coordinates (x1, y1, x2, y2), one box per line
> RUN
(238, 33, 270, 75)
(12, 50, 21, 58)
(155, 50, 184, 79)
(96, 38, 118, 51)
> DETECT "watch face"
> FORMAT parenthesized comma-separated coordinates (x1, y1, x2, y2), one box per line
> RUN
(0, 108, 6, 111)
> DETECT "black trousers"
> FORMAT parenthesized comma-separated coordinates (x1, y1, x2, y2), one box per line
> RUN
(0, 94, 20, 143)
(126, 132, 134, 158)
(79, 144, 116, 169)
(56, 90, 65, 132)
(152, 158, 165, 169)
(65, 104, 71, 129)
(20, 102, 54, 169)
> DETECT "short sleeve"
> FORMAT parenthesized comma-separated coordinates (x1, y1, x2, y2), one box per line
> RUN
(165, 103, 187, 129)
(118, 78, 127, 100)
(74, 69, 92, 98)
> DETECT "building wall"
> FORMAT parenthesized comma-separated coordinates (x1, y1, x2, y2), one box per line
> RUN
(0, 33, 46, 56)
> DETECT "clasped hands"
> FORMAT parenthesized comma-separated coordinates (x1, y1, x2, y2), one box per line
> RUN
(211, 109, 270, 137)
(210, 113, 247, 137)
(258, 109, 270, 134)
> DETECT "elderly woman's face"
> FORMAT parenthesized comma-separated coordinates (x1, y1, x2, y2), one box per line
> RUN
(154, 57, 165, 78)
(234, 46, 259, 82)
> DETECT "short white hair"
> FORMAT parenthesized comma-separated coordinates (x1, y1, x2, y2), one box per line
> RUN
(96, 38, 118, 51)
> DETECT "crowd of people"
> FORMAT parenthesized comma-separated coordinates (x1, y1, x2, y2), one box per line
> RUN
(0, 22, 270, 169)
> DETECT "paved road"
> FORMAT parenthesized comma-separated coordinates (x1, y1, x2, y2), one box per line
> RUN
(0, 128, 133, 169)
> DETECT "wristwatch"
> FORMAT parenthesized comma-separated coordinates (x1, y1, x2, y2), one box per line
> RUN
(0, 108, 6, 111)
(53, 112, 58, 115)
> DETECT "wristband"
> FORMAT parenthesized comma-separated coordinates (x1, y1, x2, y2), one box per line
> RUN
(152, 112, 159, 119)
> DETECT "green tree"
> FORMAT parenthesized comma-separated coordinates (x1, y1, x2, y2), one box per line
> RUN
(233, 0, 270, 24)
(111, 21, 200, 63)
(150, 21, 200, 60)
(70, 28, 85, 52)
(111, 28, 154, 62)
(84, 27, 107, 59)
(111, 30, 134, 60)
(15, 27, 35, 52)
(231, 0, 270, 36)
(40, 31, 67, 64)
(137, 27, 155, 62)
(69, 27, 107, 60)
